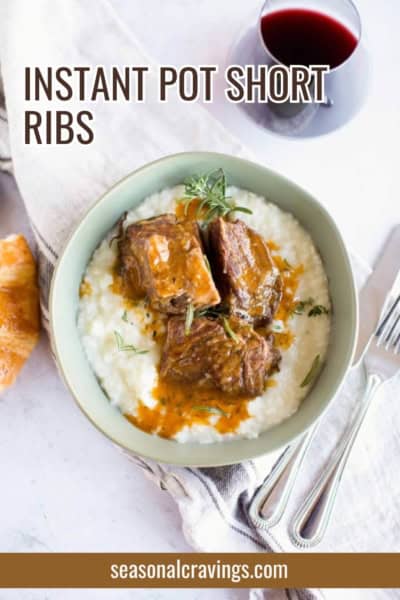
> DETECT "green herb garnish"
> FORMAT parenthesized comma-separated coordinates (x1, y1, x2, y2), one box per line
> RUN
(121, 310, 129, 323)
(292, 298, 330, 317)
(292, 298, 314, 315)
(193, 406, 227, 417)
(300, 355, 321, 388)
(185, 303, 195, 335)
(180, 169, 252, 225)
(222, 317, 239, 343)
(114, 331, 148, 355)
(184, 304, 230, 334)
(308, 305, 329, 317)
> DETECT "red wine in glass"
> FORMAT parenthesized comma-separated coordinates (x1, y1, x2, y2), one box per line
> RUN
(260, 8, 358, 69)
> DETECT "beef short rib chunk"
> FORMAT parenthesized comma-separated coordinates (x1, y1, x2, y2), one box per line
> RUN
(160, 316, 280, 396)
(209, 217, 282, 325)
(119, 214, 220, 314)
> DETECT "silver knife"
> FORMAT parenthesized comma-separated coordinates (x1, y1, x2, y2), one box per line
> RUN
(354, 225, 400, 363)
(248, 225, 400, 531)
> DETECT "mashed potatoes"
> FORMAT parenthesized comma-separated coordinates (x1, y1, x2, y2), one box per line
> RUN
(78, 185, 330, 443)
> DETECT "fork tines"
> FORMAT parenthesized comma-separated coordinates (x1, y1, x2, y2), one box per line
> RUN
(376, 294, 400, 353)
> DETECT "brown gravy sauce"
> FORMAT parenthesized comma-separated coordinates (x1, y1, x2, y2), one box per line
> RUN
(127, 378, 250, 438)
(108, 210, 303, 439)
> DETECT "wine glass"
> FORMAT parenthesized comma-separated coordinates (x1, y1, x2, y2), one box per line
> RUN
(227, 0, 370, 138)
(259, 0, 361, 71)
(257, 0, 363, 130)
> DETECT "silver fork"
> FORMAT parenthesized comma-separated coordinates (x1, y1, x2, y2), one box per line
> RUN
(289, 293, 400, 547)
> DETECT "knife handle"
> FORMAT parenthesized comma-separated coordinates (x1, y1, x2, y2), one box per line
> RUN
(249, 424, 317, 529)
(289, 373, 382, 547)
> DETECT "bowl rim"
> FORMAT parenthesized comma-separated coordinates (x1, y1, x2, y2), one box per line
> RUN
(49, 151, 358, 466)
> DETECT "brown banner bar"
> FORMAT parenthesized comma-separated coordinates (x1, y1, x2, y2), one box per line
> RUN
(0, 553, 400, 588)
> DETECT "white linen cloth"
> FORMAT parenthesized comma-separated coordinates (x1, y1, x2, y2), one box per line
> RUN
(0, 2, 399, 599)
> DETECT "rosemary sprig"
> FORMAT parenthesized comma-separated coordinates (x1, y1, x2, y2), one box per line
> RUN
(300, 355, 320, 388)
(114, 331, 148, 355)
(222, 317, 239, 343)
(193, 406, 227, 417)
(184, 304, 230, 335)
(308, 305, 329, 317)
(180, 169, 252, 225)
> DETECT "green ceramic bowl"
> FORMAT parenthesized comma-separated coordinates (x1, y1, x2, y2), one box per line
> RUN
(50, 152, 358, 466)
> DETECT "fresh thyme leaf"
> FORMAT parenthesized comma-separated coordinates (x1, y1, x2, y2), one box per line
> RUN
(211, 167, 226, 198)
(114, 330, 124, 349)
(180, 169, 252, 225)
(121, 310, 129, 323)
(292, 298, 329, 318)
(114, 330, 148, 354)
(308, 305, 329, 317)
(223, 317, 239, 343)
(300, 355, 321, 388)
(292, 297, 314, 315)
(193, 405, 227, 417)
(227, 206, 253, 216)
(185, 303, 194, 336)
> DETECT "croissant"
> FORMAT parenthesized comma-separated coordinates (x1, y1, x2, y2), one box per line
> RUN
(0, 234, 40, 392)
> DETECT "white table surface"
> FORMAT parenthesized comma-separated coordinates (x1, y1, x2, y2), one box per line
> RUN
(1, 1, 399, 599)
